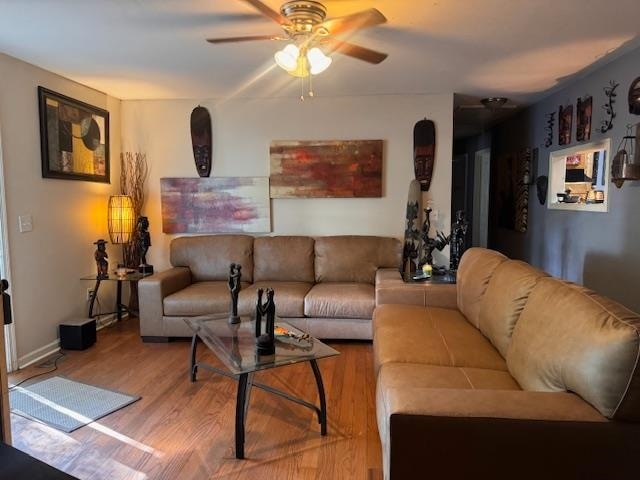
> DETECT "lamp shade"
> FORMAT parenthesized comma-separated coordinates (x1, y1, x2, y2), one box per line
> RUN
(274, 44, 299, 72)
(108, 195, 135, 244)
(307, 47, 332, 75)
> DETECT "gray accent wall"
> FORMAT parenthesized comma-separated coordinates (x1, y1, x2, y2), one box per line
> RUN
(490, 46, 640, 312)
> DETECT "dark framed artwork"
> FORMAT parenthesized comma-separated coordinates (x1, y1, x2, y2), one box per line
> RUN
(629, 76, 640, 115)
(38, 86, 110, 183)
(576, 96, 592, 142)
(558, 104, 573, 146)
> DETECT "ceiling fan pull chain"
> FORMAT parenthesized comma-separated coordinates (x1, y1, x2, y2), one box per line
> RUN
(300, 76, 305, 101)
(309, 73, 314, 98)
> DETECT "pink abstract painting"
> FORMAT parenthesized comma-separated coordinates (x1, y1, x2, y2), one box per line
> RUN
(270, 140, 383, 198)
(161, 177, 270, 233)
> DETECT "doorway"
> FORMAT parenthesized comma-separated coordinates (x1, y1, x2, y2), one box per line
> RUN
(0, 126, 16, 373)
(473, 148, 491, 247)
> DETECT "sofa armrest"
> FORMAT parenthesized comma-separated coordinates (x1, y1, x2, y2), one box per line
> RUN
(379, 387, 640, 480)
(375, 268, 457, 308)
(139, 267, 191, 337)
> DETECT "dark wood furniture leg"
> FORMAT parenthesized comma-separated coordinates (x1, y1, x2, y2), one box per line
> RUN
(88, 278, 102, 318)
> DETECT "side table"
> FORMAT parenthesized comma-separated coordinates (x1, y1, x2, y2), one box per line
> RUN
(404, 270, 457, 285)
(375, 268, 458, 309)
(81, 272, 151, 320)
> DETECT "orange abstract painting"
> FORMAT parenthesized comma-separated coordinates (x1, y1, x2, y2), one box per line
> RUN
(269, 140, 383, 198)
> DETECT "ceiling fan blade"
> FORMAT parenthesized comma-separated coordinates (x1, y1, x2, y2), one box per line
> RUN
(323, 39, 388, 64)
(458, 105, 486, 109)
(206, 35, 286, 44)
(315, 8, 386, 35)
(241, 0, 289, 25)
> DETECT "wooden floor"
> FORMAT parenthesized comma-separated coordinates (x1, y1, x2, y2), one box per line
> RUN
(8, 317, 382, 480)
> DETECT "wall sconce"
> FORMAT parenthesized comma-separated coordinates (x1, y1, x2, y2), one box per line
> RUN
(611, 124, 640, 188)
(107, 195, 135, 244)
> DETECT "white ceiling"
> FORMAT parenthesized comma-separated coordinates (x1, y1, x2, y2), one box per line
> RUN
(0, 0, 639, 101)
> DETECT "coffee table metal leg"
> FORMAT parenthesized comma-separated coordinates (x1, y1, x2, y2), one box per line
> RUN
(189, 334, 198, 382)
(310, 359, 327, 435)
(235, 373, 251, 459)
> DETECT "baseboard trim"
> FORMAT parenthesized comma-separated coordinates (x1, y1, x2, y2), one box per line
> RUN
(17, 314, 119, 369)
(95, 313, 121, 331)
(17, 339, 60, 369)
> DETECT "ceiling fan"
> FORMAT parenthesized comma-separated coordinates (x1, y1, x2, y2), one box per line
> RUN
(206, 0, 389, 76)
(457, 97, 519, 112)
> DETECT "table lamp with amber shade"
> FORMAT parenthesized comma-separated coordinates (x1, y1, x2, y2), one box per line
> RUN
(107, 195, 135, 275)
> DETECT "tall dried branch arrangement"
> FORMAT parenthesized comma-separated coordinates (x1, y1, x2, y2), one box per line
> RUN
(120, 152, 149, 269)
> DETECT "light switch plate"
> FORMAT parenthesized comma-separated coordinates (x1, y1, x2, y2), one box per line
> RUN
(18, 215, 33, 233)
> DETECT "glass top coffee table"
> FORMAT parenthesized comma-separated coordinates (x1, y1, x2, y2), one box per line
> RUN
(185, 314, 340, 459)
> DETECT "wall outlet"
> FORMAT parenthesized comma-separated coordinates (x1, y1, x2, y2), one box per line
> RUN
(86, 288, 95, 301)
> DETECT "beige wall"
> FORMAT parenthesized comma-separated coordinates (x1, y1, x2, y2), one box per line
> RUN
(0, 53, 121, 366)
(121, 94, 453, 272)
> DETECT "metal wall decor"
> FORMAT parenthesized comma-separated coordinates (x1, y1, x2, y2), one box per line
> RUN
(576, 96, 593, 142)
(600, 80, 619, 133)
(419, 207, 448, 268)
(630, 77, 640, 115)
(611, 124, 640, 188)
(544, 112, 555, 148)
(536, 176, 548, 205)
(558, 104, 573, 146)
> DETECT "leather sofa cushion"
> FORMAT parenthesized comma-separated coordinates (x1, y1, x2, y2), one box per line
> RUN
(238, 281, 312, 318)
(373, 304, 507, 374)
(253, 236, 315, 283)
(507, 277, 640, 421)
(478, 260, 547, 357)
(304, 283, 375, 319)
(170, 235, 254, 282)
(456, 247, 507, 328)
(378, 363, 521, 392)
(163, 281, 249, 316)
(314, 236, 401, 284)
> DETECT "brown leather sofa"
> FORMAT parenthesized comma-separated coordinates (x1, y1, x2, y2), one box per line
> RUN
(374, 248, 640, 480)
(139, 234, 401, 341)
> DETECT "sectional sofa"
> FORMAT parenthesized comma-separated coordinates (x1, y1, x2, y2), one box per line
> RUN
(374, 248, 640, 479)
(138, 234, 401, 341)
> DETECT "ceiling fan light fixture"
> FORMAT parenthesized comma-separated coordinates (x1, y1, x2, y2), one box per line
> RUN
(307, 47, 332, 75)
(274, 43, 300, 72)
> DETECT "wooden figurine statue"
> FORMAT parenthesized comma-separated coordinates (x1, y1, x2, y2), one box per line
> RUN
(228, 263, 242, 324)
(256, 288, 276, 355)
(94, 239, 109, 278)
(255, 288, 264, 337)
(449, 210, 469, 271)
(419, 208, 449, 268)
(137, 216, 153, 274)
